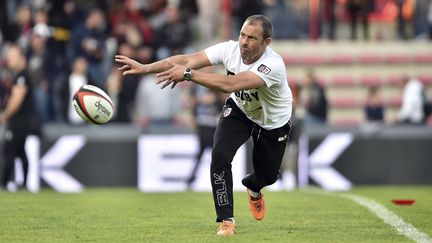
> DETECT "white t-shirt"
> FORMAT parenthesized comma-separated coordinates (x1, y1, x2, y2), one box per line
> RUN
(398, 78, 424, 123)
(205, 40, 292, 130)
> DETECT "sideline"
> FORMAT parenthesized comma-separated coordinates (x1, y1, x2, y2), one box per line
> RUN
(305, 188, 432, 243)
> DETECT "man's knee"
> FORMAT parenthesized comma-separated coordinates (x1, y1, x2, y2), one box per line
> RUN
(211, 145, 234, 168)
(262, 173, 279, 186)
(255, 172, 280, 187)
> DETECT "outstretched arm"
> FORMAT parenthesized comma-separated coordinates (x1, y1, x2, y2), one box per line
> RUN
(115, 51, 212, 76)
(156, 61, 265, 92)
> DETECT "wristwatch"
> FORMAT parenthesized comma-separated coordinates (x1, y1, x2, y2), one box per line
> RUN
(183, 68, 192, 81)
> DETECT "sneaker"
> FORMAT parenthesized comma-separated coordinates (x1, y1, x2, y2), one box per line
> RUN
(216, 220, 236, 236)
(247, 189, 266, 220)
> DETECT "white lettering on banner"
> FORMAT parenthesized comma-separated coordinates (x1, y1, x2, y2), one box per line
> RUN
(12, 137, 38, 192)
(138, 135, 246, 192)
(306, 133, 354, 191)
(26, 136, 40, 192)
(25, 135, 85, 193)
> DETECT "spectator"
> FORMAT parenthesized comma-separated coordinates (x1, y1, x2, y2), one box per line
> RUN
(412, 0, 431, 40)
(423, 89, 432, 123)
(106, 43, 140, 123)
(0, 45, 40, 191)
(428, 0, 432, 40)
(186, 85, 226, 187)
(231, 0, 263, 39)
(27, 25, 51, 122)
(0, 0, 8, 43)
(364, 85, 385, 123)
(396, 76, 425, 125)
(108, 0, 154, 47)
(154, 7, 192, 60)
(11, 4, 33, 48)
(196, 0, 220, 41)
(280, 79, 301, 190)
(396, 0, 414, 40)
(48, 0, 84, 32)
(68, 8, 107, 87)
(326, 0, 337, 40)
(346, 0, 374, 40)
(134, 74, 184, 129)
(67, 57, 88, 124)
(301, 69, 328, 126)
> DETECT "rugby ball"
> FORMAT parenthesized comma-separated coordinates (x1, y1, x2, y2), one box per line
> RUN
(72, 85, 114, 124)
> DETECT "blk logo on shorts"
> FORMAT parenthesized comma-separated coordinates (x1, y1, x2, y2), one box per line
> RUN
(213, 171, 229, 206)
(223, 108, 232, 117)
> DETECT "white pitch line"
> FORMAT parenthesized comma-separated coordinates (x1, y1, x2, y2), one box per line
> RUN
(306, 189, 432, 243)
(340, 194, 432, 243)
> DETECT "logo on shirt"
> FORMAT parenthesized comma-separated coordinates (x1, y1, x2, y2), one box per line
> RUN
(223, 108, 232, 117)
(257, 64, 271, 75)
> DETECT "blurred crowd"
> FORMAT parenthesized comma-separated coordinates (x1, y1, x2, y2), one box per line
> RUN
(0, 0, 201, 126)
(0, 0, 432, 128)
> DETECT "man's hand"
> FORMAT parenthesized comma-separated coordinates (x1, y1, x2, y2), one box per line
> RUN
(156, 60, 187, 89)
(115, 55, 146, 76)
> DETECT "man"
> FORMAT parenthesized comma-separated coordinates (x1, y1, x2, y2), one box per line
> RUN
(301, 69, 328, 127)
(397, 76, 426, 125)
(0, 45, 39, 190)
(115, 15, 292, 236)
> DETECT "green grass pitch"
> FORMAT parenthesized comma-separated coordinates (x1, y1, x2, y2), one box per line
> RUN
(0, 186, 431, 242)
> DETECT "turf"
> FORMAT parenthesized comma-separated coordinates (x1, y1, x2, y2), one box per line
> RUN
(0, 186, 431, 242)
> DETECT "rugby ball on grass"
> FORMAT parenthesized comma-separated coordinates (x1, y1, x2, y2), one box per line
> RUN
(72, 84, 114, 124)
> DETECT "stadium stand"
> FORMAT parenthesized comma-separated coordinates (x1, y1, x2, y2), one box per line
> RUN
(272, 41, 432, 126)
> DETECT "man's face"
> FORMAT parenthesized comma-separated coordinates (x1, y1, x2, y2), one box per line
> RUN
(238, 22, 269, 64)
(6, 47, 22, 71)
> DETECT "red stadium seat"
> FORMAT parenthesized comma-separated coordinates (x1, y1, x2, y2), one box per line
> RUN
(287, 78, 298, 87)
(384, 54, 411, 64)
(331, 97, 362, 108)
(360, 75, 382, 86)
(331, 75, 356, 86)
(414, 53, 432, 64)
(301, 55, 327, 65)
(386, 75, 403, 85)
(283, 55, 302, 65)
(329, 54, 354, 65)
(418, 74, 432, 85)
(357, 53, 382, 64)
(385, 96, 402, 107)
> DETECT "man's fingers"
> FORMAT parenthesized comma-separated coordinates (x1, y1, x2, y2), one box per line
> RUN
(171, 82, 178, 89)
(155, 70, 169, 77)
(160, 80, 172, 89)
(114, 55, 128, 61)
(114, 55, 126, 63)
(156, 74, 170, 84)
(155, 75, 172, 89)
(118, 65, 130, 71)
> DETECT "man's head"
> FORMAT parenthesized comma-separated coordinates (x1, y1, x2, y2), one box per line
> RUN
(6, 45, 26, 72)
(239, 15, 272, 64)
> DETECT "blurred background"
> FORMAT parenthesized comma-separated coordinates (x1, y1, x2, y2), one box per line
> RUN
(1, 0, 431, 192)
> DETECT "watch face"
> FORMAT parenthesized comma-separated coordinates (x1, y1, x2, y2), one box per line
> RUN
(184, 69, 192, 81)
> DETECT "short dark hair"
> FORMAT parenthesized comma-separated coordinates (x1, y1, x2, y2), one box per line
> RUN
(244, 15, 273, 39)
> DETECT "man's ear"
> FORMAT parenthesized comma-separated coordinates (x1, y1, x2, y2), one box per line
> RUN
(264, 38, 271, 46)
